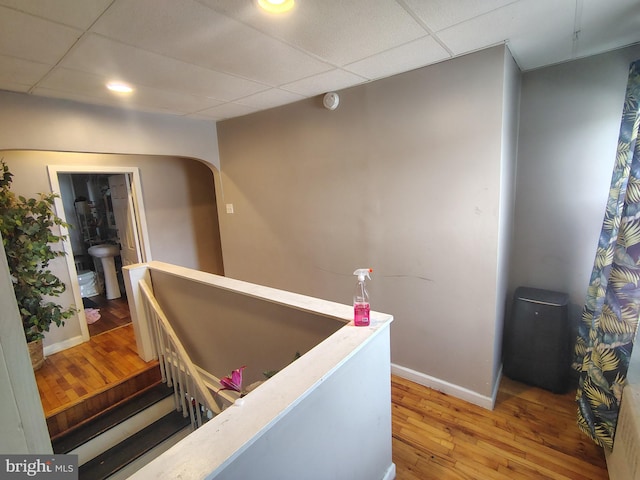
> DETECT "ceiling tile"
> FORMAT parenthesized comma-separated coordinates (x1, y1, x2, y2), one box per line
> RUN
(91, 0, 333, 85)
(191, 102, 259, 121)
(0, 0, 638, 119)
(436, 0, 575, 69)
(575, 0, 640, 60)
(206, 0, 428, 66)
(59, 34, 269, 101)
(37, 68, 223, 114)
(282, 69, 368, 96)
(0, 0, 111, 29)
(0, 80, 30, 93)
(31, 87, 182, 115)
(401, 0, 519, 32)
(235, 89, 305, 109)
(0, 55, 51, 86)
(344, 36, 451, 80)
(0, 6, 82, 64)
(509, 36, 574, 71)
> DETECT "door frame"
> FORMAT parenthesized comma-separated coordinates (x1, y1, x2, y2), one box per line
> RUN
(47, 165, 152, 343)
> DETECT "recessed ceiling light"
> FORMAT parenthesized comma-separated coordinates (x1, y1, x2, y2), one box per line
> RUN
(257, 0, 294, 14)
(106, 82, 133, 94)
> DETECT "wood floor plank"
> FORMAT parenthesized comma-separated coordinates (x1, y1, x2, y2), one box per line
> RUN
(35, 314, 154, 416)
(87, 295, 131, 336)
(35, 295, 163, 438)
(391, 375, 609, 479)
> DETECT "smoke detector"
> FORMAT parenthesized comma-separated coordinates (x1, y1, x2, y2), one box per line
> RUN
(323, 92, 340, 110)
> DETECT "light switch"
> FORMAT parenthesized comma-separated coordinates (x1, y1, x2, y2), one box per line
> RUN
(226, 203, 234, 214)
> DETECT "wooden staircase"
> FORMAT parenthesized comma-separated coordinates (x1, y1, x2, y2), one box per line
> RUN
(52, 381, 190, 479)
(35, 322, 194, 478)
(46, 364, 163, 439)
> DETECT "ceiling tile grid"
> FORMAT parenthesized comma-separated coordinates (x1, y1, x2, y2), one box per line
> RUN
(282, 68, 368, 96)
(91, 0, 335, 85)
(0, 0, 637, 120)
(59, 34, 270, 101)
(0, 0, 111, 29)
(344, 35, 451, 81)
(0, 56, 51, 89)
(0, 6, 82, 64)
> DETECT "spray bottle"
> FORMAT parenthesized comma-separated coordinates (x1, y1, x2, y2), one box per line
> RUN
(353, 268, 373, 326)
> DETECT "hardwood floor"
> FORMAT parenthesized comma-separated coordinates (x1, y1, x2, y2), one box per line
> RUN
(34, 297, 161, 438)
(392, 375, 609, 480)
(85, 294, 132, 337)
(35, 324, 154, 416)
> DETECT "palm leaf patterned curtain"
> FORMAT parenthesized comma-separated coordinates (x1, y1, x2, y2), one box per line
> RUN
(574, 60, 640, 449)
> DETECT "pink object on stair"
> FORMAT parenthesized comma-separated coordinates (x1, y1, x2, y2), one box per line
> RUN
(85, 308, 101, 324)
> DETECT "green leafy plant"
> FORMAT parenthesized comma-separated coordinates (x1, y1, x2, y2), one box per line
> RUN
(0, 161, 75, 342)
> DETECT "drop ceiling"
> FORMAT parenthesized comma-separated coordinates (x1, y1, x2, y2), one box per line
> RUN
(1, 0, 638, 121)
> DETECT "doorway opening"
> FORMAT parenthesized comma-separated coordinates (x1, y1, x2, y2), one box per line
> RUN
(48, 165, 151, 342)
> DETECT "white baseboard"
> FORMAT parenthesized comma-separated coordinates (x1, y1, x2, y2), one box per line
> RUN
(391, 363, 499, 410)
(382, 462, 396, 480)
(43, 335, 84, 356)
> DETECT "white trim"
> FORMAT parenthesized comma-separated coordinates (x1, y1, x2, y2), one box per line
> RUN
(490, 365, 503, 409)
(391, 363, 497, 410)
(0, 240, 52, 453)
(47, 165, 151, 261)
(43, 335, 84, 356)
(382, 463, 397, 480)
(46, 165, 152, 347)
(122, 264, 155, 361)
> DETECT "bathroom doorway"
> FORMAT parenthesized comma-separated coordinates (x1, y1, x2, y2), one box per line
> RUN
(48, 165, 151, 341)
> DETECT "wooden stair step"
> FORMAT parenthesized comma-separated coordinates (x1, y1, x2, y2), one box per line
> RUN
(78, 410, 191, 480)
(53, 382, 174, 454)
(47, 364, 162, 439)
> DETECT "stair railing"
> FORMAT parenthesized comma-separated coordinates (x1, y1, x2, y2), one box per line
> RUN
(139, 278, 222, 429)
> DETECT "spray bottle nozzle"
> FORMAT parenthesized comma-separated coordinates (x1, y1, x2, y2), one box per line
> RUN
(353, 268, 373, 281)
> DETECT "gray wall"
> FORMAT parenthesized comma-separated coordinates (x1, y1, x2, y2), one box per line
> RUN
(510, 44, 640, 334)
(216, 45, 517, 400)
(0, 90, 225, 350)
(151, 270, 343, 386)
(3, 40, 636, 406)
(0, 150, 223, 349)
(0, 91, 221, 170)
(494, 51, 521, 388)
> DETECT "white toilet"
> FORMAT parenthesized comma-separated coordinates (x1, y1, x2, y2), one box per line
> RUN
(78, 270, 99, 298)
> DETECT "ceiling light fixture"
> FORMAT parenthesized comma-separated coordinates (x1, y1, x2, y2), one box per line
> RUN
(257, 0, 295, 14)
(106, 81, 133, 94)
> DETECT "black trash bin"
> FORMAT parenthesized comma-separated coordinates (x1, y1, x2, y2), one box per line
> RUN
(503, 287, 570, 393)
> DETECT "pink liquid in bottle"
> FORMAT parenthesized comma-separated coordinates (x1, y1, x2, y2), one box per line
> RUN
(354, 302, 370, 326)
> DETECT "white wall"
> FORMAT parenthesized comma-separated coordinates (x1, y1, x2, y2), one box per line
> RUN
(216, 45, 517, 404)
(212, 328, 393, 480)
(0, 238, 51, 454)
(510, 44, 640, 337)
